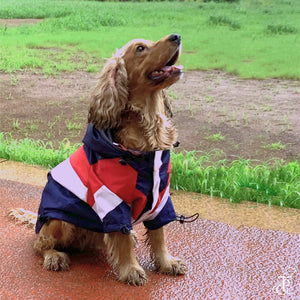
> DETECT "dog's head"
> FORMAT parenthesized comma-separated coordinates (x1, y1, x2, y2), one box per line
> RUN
(88, 34, 182, 129)
(119, 33, 182, 91)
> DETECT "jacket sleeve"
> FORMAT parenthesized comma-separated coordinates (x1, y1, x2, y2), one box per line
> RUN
(143, 194, 176, 230)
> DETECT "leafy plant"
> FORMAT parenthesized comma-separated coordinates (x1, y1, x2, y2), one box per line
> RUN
(208, 15, 241, 30)
(12, 119, 20, 130)
(0, 133, 80, 168)
(65, 120, 82, 131)
(261, 104, 272, 112)
(266, 24, 298, 35)
(171, 150, 300, 209)
(263, 142, 286, 151)
(10, 75, 18, 86)
(26, 120, 39, 132)
(168, 91, 179, 100)
(205, 133, 226, 142)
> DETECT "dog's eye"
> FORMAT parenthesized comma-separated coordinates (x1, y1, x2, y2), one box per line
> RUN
(136, 45, 145, 52)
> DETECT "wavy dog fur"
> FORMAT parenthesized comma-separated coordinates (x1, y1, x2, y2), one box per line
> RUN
(88, 35, 179, 151)
(88, 56, 128, 130)
(33, 34, 186, 286)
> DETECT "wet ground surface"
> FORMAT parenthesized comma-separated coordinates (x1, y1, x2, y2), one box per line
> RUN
(0, 162, 299, 299)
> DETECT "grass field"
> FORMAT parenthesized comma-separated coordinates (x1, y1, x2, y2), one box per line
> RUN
(0, 0, 299, 78)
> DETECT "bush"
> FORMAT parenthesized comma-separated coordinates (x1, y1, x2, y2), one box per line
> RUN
(266, 24, 298, 35)
(208, 15, 241, 29)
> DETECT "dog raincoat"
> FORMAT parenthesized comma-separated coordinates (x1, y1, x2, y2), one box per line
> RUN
(36, 124, 176, 234)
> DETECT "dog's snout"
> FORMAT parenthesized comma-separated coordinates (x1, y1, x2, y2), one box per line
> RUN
(169, 34, 181, 45)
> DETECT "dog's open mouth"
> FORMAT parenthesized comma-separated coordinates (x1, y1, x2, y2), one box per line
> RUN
(149, 49, 183, 84)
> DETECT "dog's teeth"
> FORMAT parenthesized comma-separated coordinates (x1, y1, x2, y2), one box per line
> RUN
(152, 70, 164, 77)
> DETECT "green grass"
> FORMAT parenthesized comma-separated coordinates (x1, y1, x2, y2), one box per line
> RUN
(266, 24, 298, 35)
(65, 120, 82, 131)
(0, 0, 299, 78)
(12, 119, 20, 130)
(171, 150, 300, 209)
(0, 133, 299, 209)
(263, 141, 286, 151)
(0, 133, 80, 168)
(26, 120, 39, 132)
(208, 15, 241, 30)
(205, 133, 226, 142)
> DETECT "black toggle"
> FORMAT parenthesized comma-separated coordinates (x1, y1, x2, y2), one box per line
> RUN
(38, 215, 48, 223)
(173, 141, 180, 148)
(119, 158, 128, 165)
(176, 213, 199, 224)
(120, 225, 130, 235)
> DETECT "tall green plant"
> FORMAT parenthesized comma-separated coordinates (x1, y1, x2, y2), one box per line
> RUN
(171, 151, 300, 209)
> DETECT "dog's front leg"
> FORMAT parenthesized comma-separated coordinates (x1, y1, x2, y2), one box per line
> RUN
(147, 227, 187, 275)
(104, 231, 147, 286)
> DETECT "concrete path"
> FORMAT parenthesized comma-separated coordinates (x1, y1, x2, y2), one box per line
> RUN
(0, 161, 299, 299)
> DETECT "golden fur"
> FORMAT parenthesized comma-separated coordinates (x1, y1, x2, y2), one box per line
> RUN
(34, 34, 186, 285)
(88, 34, 180, 151)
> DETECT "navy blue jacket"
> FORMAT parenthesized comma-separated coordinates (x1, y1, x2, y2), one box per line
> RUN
(36, 124, 176, 234)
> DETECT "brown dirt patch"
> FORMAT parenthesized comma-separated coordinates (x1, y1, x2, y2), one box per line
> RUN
(0, 70, 299, 162)
(0, 19, 42, 27)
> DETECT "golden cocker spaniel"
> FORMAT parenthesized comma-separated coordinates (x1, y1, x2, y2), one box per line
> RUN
(33, 34, 186, 286)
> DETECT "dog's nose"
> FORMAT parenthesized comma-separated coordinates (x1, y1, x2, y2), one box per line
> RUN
(169, 34, 181, 45)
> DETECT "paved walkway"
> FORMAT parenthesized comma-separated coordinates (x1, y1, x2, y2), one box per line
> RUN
(0, 161, 299, 299)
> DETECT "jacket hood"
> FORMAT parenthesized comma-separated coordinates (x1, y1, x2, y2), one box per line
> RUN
(82, 124, 148, 158)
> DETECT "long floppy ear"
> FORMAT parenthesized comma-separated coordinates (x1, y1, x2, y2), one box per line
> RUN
(88, 56, 128, 129)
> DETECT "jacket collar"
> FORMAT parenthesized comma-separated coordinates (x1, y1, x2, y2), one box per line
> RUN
(82, 124, 155, 159)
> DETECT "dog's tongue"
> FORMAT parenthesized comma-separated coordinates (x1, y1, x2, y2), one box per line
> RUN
(161, 66, 173, 73)
(151, 65, 183, 79)
(162, 65, 183, 73)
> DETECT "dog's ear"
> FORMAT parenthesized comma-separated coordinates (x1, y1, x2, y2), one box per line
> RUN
(88, 56, 128, 129)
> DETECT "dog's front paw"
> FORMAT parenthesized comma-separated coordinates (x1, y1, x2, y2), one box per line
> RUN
(43, 250, 70, 271)
(156, 257, 187, 276)
(119, 265, 148, 286)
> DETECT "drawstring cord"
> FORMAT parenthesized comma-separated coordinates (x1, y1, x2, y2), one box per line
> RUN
(176, 213, 199, 224)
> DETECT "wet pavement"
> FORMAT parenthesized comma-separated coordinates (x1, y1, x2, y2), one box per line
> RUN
(0, 161, 299, 299)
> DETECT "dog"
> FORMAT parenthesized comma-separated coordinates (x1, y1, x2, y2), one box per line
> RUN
(32, 34, 186, 286)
